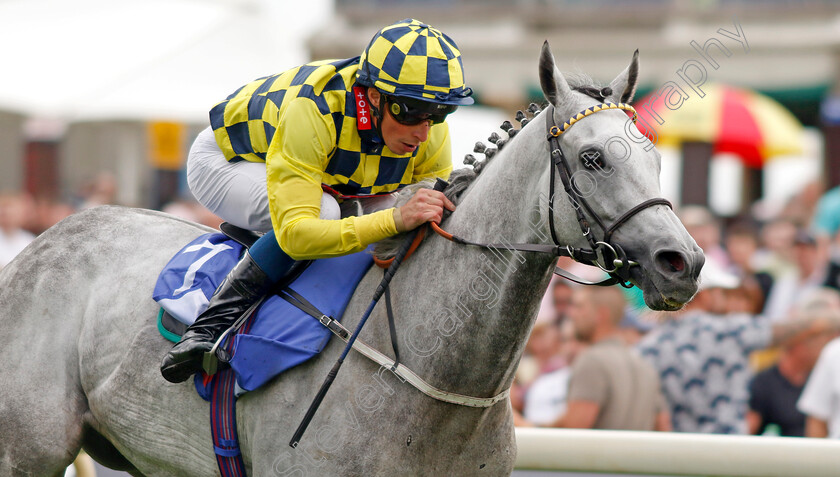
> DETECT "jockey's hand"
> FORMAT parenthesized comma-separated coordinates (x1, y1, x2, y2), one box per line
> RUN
(395, 188, 456, 232)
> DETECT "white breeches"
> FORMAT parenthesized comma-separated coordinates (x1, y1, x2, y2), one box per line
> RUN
(186, 127, 395, 232)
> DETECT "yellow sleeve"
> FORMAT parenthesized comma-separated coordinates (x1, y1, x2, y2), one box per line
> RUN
(412, 122, 453, 182)
(266, 98, 398, 260)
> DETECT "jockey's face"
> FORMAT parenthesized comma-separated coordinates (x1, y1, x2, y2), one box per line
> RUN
(368, 87, 432, 155)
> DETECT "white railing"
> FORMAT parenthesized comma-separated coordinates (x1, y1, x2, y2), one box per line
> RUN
(515, 428, 840, 477)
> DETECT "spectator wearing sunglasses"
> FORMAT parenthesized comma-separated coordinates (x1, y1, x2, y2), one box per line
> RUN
(161, 19, 472, 383)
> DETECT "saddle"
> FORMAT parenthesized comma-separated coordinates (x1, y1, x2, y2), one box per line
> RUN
(219, 222, 261, 248)
(154, 223, 374, 393)
(158, 223, 306, 339)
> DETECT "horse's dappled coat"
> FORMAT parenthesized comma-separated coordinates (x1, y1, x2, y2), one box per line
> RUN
(0, 43, 702, 476)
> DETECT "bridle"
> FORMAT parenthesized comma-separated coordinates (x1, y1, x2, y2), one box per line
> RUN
(409, 101, 673, 288)
(286, 101, 678, 438)
(321, 101, 675, 414)
(544, 101, 672, 286)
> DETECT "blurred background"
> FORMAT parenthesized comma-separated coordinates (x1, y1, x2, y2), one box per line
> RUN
(5, 0, 838, 476)
(2, 0, 839, 234)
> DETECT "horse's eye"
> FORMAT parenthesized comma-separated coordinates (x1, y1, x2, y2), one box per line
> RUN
(580, 149, 605, 170)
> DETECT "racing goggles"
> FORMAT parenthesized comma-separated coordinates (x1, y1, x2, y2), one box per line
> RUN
(385, 95, 458, 126)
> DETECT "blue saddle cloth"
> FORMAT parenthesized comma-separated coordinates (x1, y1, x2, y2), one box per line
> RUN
(153, 233, 374, 393)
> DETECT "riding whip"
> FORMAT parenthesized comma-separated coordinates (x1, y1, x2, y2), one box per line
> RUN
(289, 178, 449, 448)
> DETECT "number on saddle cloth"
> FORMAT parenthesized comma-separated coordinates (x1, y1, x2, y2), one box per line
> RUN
(156, 223, 257, 341)
(153, 229, 375, 394)
(153, 232, 245, 326)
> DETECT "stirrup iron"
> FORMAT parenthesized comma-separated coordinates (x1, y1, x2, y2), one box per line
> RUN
(201, 295, 267, 376)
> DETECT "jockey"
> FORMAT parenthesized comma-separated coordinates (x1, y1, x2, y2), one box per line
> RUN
(161, 19, 471, 383)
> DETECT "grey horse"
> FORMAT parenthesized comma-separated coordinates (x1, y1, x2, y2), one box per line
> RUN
(0, 43, 702, 476)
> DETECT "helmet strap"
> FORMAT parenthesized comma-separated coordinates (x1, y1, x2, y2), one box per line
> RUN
(368, 90, 386, 147)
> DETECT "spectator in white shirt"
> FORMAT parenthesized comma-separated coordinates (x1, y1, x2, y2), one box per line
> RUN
(798, 336, 840, 438)
(796, 291, 840, 438)
(523, 319, 584, 426)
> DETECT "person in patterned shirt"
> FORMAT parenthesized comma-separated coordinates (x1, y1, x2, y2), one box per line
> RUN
(638, 259, 840, 434)
(161, 19, 473, 383)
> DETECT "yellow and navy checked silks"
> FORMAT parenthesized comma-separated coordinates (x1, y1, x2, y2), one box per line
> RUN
(357, 18, 473, 105)
(549, 102, 638, 137)
(208, 56, 452, 259)
(209, 58, 451, 196)
(210, 58, 358, 165)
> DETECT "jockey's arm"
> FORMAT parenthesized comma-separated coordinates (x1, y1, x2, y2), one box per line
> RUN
(399, 123, 455, 230)
(267, 98, 399, 260)
(266, 98, 453, 260)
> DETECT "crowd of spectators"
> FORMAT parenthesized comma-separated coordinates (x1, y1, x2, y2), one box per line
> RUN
(512, 181, 840, 440)
(0, 172, 222, 273)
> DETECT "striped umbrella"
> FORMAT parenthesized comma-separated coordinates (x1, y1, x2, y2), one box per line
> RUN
(634, 83, 804, 168)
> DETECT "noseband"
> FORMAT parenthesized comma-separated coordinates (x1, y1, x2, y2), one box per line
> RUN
(344, 102, 673, 411)
(396, 101, 672, 288)
(545, 102, 672, 286)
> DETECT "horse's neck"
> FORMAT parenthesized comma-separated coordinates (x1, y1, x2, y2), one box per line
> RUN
(450, 122, 552, 244)
(404, 118, 564, 397)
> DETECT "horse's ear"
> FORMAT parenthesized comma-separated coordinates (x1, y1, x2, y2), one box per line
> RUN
(609, 49, 640, 104)
(539, 41, 572, 107)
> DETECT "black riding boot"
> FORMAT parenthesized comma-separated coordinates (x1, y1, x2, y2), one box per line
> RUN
(160, 251, 272, 383)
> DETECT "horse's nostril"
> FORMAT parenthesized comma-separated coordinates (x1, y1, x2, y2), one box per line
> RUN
(668, 254, 685, 273)
(656, 251, 686, 274)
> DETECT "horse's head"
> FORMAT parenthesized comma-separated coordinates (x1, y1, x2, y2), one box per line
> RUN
(539, 42, 703, 310)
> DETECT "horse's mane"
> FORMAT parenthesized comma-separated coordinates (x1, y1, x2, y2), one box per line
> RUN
(373, 76, 609, 260)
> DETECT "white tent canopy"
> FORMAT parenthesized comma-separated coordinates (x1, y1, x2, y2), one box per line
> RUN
(0, 0, 511, 207)
(0, 0, 512, 147)
(0, 0, 331, 122)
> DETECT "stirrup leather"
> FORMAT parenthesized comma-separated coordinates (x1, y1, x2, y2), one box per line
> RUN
(201, 294, 267, 375)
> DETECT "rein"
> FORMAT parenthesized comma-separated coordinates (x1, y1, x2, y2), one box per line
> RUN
(543, 102, 672, 286)
(354, 101, 673, 417)
(377, 102, 672, 287)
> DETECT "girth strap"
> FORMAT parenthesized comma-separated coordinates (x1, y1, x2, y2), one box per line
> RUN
(209, 369, 247, 477)
(276, 288, 349, 340)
